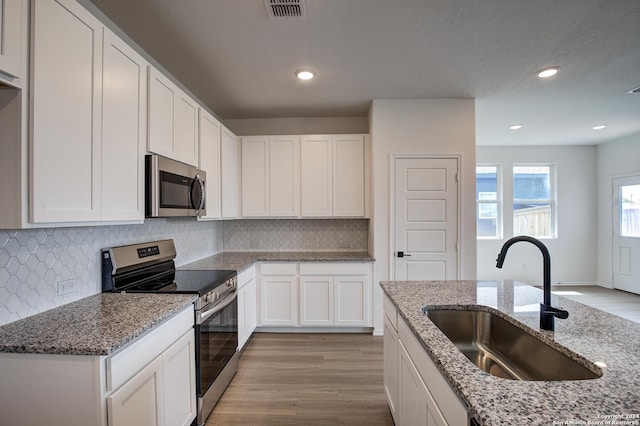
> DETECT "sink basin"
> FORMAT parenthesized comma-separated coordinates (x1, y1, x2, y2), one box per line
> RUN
(424, 307, 602, 381)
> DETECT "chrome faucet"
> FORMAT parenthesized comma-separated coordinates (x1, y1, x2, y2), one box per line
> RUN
(496, 236, 568, 331)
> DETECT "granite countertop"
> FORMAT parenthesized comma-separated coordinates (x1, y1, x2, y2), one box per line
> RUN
(0, 293, 196, 356)
(179, 251, 374, 272)
(380, 280, 640, 425)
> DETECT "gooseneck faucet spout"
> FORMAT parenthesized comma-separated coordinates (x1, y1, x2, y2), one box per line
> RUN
(496, 236, 568, 331)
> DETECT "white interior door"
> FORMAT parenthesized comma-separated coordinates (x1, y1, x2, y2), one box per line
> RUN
(394, 157, 458, 280)
(613, 175, 640, 294)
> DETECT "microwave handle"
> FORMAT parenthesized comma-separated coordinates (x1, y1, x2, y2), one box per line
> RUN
(193, 174, 205, 215)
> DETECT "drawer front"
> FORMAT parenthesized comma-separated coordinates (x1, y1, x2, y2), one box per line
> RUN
(106, 305, 194, 392)
(299, 262, 369, 275)
(260, 262, 297, 275)
(383, 294, 397, 331)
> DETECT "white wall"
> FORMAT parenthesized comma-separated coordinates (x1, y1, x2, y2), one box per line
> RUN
(596, 131, 640, 287)
(369, 99, 477, 334)
(477, 146, 597, 285)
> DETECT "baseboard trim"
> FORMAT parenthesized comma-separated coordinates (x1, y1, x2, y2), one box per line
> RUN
(255, 326, 374, 334)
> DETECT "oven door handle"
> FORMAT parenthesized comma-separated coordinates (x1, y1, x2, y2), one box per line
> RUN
(197, 290, 237, 325)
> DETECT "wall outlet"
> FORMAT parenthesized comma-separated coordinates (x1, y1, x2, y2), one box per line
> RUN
(57, 278, 79, 296)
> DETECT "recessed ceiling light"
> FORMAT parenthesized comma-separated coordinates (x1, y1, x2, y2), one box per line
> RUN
(295, 69, 315, 80)
(592, 124, 606, 130)
(509, 124, 523, 130)
(536, 67, 559, 78)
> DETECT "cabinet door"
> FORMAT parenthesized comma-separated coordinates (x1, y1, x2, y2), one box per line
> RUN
(0, 0, 24, 81)
(241, 136, 270, 217)
(399, 342, 429, 426)
(176, 92, 198, 166)
(333, 135, 365, 217)
(221, 126, 239, 218)
(247, 278, 257, 335)
(301, 135, 332, 217)
(31, 0, 103, 222)
(163, 331, 197, 426)
(148, 67, 177, 159)
(384, 315, 399, 423)
(199, 110, 221, 219)
(108, 356, 165, 426)
(237, 284, 248, 350)
(299, 276, 333, 325)
(101, 29, 147, 221)
(269, 136, 299, 217)
(334, 275, 370, 326)
(260, 275, 297, 326)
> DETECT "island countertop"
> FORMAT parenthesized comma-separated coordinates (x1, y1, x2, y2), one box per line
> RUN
(380, 280, 640, 425)
(180, 251, 374, 272)
(0, 293, 196, 356)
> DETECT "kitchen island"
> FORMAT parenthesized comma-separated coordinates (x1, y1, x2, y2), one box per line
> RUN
(381, 280, 640, 425)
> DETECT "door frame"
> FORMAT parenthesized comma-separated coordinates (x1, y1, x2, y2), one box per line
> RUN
(389, 154, 462, 280)
(611, 172, 640, 289)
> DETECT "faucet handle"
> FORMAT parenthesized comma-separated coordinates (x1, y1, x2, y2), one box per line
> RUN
(541, 303, 569, 319)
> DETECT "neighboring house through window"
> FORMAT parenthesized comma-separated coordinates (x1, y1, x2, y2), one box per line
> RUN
(476, 165, 501, 238)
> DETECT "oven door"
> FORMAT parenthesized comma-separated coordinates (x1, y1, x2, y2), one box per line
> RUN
(195, 290, 238, 397)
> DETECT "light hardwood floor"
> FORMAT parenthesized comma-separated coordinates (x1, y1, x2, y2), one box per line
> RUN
(552, 285, 640, 323)
(206, 333, 394, 426)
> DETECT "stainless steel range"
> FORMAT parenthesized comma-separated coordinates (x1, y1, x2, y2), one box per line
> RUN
(102, 239, 238, 426)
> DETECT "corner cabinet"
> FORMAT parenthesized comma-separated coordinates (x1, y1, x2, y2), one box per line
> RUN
(148, 67, 199, 167)
(0, 305, 196, 426)
(241, 135, 300, 218)
(383, 294, 469, 426)
(31, 0, 147, 224)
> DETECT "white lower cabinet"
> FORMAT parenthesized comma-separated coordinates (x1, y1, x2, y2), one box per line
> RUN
(258, 262, 372, 329)
(238, 266, 257, 351)
(0, 305, 195, 426)
(383, 295, 468, 426)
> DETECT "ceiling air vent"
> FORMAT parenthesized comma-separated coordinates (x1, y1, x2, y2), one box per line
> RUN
(265, 0, 306, 19)
(627, 86, 640, 94)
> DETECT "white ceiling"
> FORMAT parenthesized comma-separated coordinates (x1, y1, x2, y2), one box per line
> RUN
(88, 0, 640, 146)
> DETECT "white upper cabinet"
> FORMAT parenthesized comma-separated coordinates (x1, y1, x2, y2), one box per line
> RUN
(241, 135, 299, 218)
(148, 66, 199, 167)
(31, 0, 103, 223)
(0, 0, 26, 85)
(176, 93, 199, 166)
(148, 68, 177, 159)
(198, 110, 222, 220)
(301, 135, 333, 217)
(221, 125, 239, 219)
(241, 136, 270, 217)
(269, 136, 300, 217)
(300, 134, 368, 218)
(101, 29, 147, 222)
(333, 135, 365, 217)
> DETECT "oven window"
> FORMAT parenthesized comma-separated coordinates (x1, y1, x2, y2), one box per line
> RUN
(197, 300, 238, 395)
(160, 171, 192, 208)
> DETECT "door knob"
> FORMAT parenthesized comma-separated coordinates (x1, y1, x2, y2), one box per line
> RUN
(397, 251, 412, 258)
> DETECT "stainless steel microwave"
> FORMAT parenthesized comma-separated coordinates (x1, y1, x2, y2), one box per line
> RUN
(145, 154, 206, 217)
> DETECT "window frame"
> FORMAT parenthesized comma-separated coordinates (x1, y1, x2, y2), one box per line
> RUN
(476, 164, 502, 239)
(512, 163, 557, 239)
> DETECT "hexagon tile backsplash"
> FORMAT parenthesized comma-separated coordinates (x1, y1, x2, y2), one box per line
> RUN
(0, 219, 223, 326)
(0, 218, 369, 326)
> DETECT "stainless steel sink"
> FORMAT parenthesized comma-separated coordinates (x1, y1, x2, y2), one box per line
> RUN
(424, 307, 602, 381)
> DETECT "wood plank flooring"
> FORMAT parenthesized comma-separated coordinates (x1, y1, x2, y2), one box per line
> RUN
(552, 285, 640, 323)
(206, 333, 394, 426)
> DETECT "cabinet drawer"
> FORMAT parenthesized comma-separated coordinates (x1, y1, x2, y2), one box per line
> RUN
(260, 263, 297, 275)
(383, 294, 397, 331)
(238, 265, 256, 288)
(106, 305, 194, 392)
(299, 262, 369, 275)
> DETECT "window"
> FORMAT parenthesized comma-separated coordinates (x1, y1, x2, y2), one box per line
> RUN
(513, 165, 555, 238)
(620, 184, 640, 238)
(476, 165, 501, 238)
